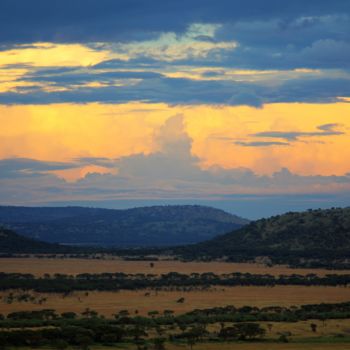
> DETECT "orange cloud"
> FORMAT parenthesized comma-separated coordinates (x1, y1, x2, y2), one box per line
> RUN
(49, 165, 118, 182)
(0, 43, 111, 68)
(0, 101, 349, 182)
(186, 102, 350, 176)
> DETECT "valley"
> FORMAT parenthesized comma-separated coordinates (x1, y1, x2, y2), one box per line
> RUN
(2, 257, 350, 277)
(1, 207, 350, 349)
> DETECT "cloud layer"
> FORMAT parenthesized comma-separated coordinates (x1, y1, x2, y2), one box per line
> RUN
(1, 1, 350, 216)
(0, 2, 349, 105)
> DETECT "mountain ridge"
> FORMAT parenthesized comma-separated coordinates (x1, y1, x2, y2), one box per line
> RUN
(0, 205, 248, 247)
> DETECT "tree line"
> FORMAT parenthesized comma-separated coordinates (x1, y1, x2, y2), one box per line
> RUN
(2, 301, 350, 348)
(1, 271, 350, 293)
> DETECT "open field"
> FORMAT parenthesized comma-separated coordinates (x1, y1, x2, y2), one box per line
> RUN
(135, 342, 350, 350)
(1, 286, 350, 317)
(204, 319, 350, 341)
(2, 258, 350, 348)
(10, 341, 350, 350)
(1, 257, 349, 277)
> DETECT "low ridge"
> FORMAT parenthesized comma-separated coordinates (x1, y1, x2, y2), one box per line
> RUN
(0, 205, 248, 247)
(177, 207, 350, 266)
(0, 227, 71, 254)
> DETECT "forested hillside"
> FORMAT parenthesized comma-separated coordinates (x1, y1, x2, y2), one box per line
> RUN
(177, 207, 350, 267)
(0, 227, 72, 254)
(0, 205, 248, 247)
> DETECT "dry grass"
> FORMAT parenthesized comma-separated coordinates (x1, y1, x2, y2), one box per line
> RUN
(13, 342, 350, 350)
(1, 258, 348, 277)
(1, 286, 350, 317)
(2, 258, 350, 348)
(159, 343, 350, 350)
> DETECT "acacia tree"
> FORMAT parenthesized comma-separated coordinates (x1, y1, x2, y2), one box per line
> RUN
(75, 335, 93, 350)
(52, 339, 69, 350)
(186, 336, 196, 350)
(235, 323, 266, 340)
(153, 337, 166, 350)
(310, 323, 318, 333)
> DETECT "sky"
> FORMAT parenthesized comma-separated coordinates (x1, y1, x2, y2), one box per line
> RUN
(0, 0, 350, 219)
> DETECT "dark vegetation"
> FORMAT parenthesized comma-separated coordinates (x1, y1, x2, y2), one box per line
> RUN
(1, 302, 350, 348)
(1, 271, 350, 293)
(0, 228, 75, 254)
(1, 206, 350, 348)
(0, 205, 248, 247)
(1, 207, 350, 270)
(175, 207, 350, 268)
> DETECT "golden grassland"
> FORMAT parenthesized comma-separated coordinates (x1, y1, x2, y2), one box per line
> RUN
(133, 342, 350, 350)
(203, 319, 350, 341)
(2, 259, 350, 348)
(1, 286, 350, 317)
(1, 257, 349, 277)
(132, 318, 350, 340)
(10, 344, 350, 350)
(11, 339, 350, 350)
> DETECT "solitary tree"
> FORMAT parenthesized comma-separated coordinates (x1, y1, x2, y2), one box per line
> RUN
(75, 335, 93, 350)
(153, 337, 166, 350)
(186, 336, 196, 350)
(52, 339, 69, 350)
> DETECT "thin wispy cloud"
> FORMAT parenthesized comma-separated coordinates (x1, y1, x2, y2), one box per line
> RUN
(252, 123, 345, 141)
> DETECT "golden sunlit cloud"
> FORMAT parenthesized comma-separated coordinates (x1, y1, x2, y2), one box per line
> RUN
(186, 102, 350, 176)
(0, 103, 170, 167)
(162, 67, 350, 85)
(0, 43, 112, 68)
(0, 101, 349, 183)
(0, 24, 236, 71)
(48, 165, 118, 182)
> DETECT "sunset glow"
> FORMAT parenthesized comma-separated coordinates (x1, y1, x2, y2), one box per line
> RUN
(1, 0, 349, 216)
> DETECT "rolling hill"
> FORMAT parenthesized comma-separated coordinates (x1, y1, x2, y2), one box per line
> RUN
(0, 205, 248, 247)
(0, 227, 72, 254)
(177, 207, 350, 266)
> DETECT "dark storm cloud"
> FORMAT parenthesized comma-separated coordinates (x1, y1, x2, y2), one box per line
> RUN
(1, 74, 350, 106)
(0, 77, 262, 105)
(216, 37, 350, 70)
(0, 1, 349, 105)
(24, 69, 163, 84)
(1, 0, 349, 44)
(216, 15, 350, 49)
(92, 58, 165, 70)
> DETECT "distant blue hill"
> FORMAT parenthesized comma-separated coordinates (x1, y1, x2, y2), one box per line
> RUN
(0, 205, 248, 248)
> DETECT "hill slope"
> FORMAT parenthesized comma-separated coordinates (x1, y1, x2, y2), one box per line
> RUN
(0, 205, 248, 247)
(0, 227, 71, 254)
(178, 207, 350, 264)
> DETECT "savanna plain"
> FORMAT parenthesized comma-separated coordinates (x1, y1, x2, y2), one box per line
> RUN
(1, 256, 350, 350)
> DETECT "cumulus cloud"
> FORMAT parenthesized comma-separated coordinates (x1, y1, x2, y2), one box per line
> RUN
(1, 114, 350, 208)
